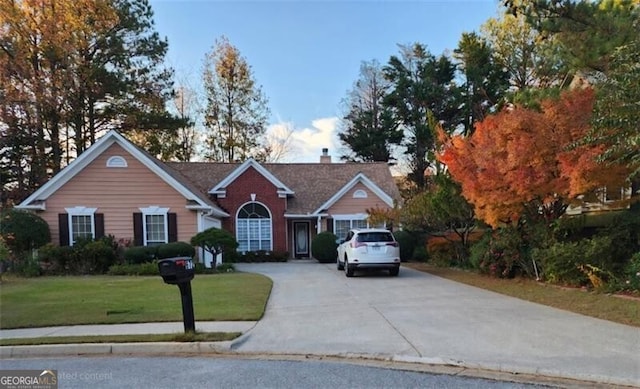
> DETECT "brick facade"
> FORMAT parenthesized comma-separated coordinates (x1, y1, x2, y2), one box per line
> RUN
(215, 167, 288, 252)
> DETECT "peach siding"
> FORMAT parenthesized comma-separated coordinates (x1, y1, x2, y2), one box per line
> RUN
(327, 182, 391, 215)
(40, 143, 198, 245)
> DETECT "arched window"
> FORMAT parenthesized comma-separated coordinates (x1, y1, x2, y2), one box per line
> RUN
(353, 189, 368, 199)
(236, 202, 272, 252)
(106, 156, 127, 168)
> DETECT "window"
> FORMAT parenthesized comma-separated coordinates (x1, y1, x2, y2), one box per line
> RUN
(333, 217, 371, 241)
(106, 156, 127, 168)
(236, 202, 272, 252)
(140, 206, 169, 246)
(353, 189, 368, 199)
(65, 207, 97, 245)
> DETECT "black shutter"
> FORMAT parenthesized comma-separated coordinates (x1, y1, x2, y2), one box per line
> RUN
(326, 218, 333, 233)
(133, 213, 143, 246)
(95, 213, 105, 239)
(58, 213, 69, 246)
(168, 213, 177, 242)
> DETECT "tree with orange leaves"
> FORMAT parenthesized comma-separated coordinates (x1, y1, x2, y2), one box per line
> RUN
(437, 88, 630, 228)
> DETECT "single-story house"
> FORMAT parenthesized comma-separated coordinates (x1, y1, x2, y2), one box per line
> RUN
(17, 130, 401, 266)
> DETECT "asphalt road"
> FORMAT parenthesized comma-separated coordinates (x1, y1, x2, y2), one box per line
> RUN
(0, 356, 549, 388)
(232, 261, 640, 387)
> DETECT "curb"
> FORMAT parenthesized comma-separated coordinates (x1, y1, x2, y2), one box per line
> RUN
(2, 343, 638, 388)
(0, 341, 233, 358)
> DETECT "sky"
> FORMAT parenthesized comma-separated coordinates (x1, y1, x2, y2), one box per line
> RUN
(149, 0, 502, 163)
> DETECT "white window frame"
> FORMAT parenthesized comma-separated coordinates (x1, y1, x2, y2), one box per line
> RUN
(106, 155, 128, 168)
(333, 213, 378, 239)
(140, 206, 169, 246)
(236, 201, 273, 252)
(353, 189, 368, 199)
(65, 207, 97, 246)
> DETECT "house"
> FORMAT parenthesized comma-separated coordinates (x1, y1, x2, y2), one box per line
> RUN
(17, 130, 401, 266)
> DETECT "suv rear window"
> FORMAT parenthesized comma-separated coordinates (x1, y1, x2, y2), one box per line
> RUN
(356, 232, 394, 243)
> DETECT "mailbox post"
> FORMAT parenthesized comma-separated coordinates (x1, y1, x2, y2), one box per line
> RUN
(158, 257, 196, 333)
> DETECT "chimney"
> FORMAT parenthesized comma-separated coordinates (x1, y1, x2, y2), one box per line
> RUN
(320, 148, 331, 164)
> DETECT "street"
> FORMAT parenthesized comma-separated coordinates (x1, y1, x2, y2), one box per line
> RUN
(1, 356, 550, 389)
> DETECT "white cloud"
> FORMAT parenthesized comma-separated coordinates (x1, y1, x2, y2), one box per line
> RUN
(269, 117, 342, 163)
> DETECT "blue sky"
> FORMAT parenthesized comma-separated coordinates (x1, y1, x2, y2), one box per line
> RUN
(150, 0, 501, 162)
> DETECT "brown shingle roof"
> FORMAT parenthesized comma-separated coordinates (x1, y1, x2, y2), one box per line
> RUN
(166, 161, 401, 215)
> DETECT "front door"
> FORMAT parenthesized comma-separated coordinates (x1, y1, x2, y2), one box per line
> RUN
(293, 221, 310, 258)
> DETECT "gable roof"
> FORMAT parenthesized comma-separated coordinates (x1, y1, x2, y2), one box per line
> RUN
(16, 130, 229, 217)
(166, 161, 401, 216)
(208, 159, 294, 198)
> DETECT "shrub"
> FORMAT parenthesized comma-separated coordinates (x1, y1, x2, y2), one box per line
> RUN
(0, 209, 50, 256)
(533, 235, 619, 289)
(620, 252, 640, 292)
(312, 231, 338, 263)
(124, 246, 157, 264)
(411, 244, 428, 261)
(157, 241, 195, 259)
(426, 236, 457, 267)
(469, 226, 542, 278)
(232, 250, 289, 263)
(216, 263, 236, 273)
(108, 262, 159, 276)
(38, 243, 73, 274)
(11, 257, 41, 277)
(393, 230, 415, 262)
(70, 240, 117, 274)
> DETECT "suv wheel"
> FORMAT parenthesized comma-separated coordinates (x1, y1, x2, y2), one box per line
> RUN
(345, 258, 354, 277)
(389, 266, 399, 277)
(337, 257, 344, 270)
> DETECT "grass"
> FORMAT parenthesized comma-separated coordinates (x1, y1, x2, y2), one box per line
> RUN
(407, 263, 640, 328)
(0, 331, 241, 346)
(0, 273, 272, 329)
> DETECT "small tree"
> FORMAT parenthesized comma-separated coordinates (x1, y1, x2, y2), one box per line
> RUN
(0, 209, 50, 258)
(190, 228, 238, 261)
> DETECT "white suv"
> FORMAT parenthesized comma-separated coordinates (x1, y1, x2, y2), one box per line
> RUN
(336, 228, 401, 277)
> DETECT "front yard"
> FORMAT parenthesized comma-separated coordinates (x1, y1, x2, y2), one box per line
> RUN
(0, 273, 272, 329)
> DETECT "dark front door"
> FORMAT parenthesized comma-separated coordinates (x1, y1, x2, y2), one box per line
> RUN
(293, 222, 310, 258)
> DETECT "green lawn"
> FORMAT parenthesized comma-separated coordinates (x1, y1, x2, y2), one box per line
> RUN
(407, 263, 640, 327)
(0, 273, 272, 329)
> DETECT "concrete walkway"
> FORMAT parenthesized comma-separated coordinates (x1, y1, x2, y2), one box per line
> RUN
(1, 262, 639, 387)
(0, 321, 256, 339)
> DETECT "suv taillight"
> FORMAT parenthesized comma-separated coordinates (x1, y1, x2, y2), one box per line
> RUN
(351, 241, 366, 248)
(386, 242, 398, 247)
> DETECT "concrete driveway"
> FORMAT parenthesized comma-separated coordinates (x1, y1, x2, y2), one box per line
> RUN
(234, 261, 640, 387)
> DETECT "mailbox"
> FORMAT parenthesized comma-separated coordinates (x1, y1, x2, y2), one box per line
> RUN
(158, 256, 195, 285)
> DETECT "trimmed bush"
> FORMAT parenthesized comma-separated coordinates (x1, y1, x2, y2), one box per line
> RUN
(393, 230, 416, 262)
(157, 241, 195, 259)
(312, 231, 338, 263)
(108, 262, 159, 276)
(233, 250, 289, 263)
(124, 246, 157, 264)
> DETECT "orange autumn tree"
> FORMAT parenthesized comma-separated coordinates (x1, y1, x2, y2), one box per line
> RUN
(437, 88, 630, 228)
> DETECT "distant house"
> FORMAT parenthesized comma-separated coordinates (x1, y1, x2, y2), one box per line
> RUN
(17, 130, 401, 266)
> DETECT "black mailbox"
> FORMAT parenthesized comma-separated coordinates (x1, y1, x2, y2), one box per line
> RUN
(158, 257, 195, 285)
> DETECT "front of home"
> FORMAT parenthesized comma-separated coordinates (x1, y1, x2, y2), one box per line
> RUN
(17, 131, 401, 266)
